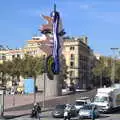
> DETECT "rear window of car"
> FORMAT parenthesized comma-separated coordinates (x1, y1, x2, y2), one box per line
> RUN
(82, 105, 93, 110)
(56, 105, 66, 109)
(75, 101, 86, 105)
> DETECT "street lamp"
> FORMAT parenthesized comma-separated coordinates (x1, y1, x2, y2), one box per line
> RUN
(110, 48, 119, 85)
(43, 55, 46, 110)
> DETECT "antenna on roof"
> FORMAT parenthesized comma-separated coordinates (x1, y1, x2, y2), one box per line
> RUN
(53, 0, 56, 12)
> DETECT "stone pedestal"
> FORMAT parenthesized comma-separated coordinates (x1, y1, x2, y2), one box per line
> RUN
(45, 73, 60, 97)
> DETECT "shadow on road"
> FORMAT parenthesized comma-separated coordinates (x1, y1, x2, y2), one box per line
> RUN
(2, 113, 30, 119)
(111, 107, 120, 114)
(99, 114, 110, 118)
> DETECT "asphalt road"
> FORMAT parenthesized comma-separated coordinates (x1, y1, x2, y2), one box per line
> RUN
(5, 90, 96, 112)
(6, 108, 120, 120)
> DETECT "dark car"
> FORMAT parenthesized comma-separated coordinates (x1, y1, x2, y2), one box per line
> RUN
(52, 104, 66, 118)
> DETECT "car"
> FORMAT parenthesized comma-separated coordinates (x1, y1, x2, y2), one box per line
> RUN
(78, 104, 100, 119)
(75, 97, 91, 112)
(74, 100, 87, 112)
(52, 104, 66, 118)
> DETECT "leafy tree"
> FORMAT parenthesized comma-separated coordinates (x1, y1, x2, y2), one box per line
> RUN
(92, 56, 111, 87)
(114, 60, 120, 82)
(0, 61, 13, 86)
(11, 57, 23, 82)
(60, 54, 68, 87)
(20, 54, 44, 80)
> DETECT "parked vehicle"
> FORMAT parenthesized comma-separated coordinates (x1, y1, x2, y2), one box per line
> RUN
(78, 104, 100, 119)
(92, 87, 120, 113)
(75, 97, 91, 112)
(69, 83, 75, 93)
(52, 104, 66, 118)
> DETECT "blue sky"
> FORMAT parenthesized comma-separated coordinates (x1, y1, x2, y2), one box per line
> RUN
(0, 0, 120, 56)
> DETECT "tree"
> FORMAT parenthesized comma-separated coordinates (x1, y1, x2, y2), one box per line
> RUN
(60, 54, 68, 88)
(10, 57, 23, 83)
(20, 54, 44, 79)
(114, 60, 120, 82)
(0, 63, 5, 86)
(0, 61, 13, 86)
(92, 56, 111, 87)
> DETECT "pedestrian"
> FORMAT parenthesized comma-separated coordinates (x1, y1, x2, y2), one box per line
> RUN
(64, 109, 68, 120)
(91, 106, 96, 120)
(36, 103, 41, 120)
(64, 104, 71, 120)
(31, 102, 37, 118)
(64, 110, 71, 120)
(67, 111, 71, 120)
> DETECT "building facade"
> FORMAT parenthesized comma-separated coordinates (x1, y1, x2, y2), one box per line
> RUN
(62, 36, 95, 89)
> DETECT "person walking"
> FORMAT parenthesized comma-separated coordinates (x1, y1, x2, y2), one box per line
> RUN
(91, 106, 96, 120)
(31, 102, 37, 118)
(64, 110, 71, 120)
(64, 104, 71, 120)
(36, 103, 41, 120)
(64, 109, 68, 120)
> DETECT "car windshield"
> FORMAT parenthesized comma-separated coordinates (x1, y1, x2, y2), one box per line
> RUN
(75, 101, 85, 105)
(56, 105, 65, 109)
(94, 96, 108, 102)
(82, 105, 93, 110)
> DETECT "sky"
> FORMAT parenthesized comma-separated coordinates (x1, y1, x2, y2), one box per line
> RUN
(0, 0, 120, 56)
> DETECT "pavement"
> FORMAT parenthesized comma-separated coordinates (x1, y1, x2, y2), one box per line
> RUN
(1, 89, 96, 119)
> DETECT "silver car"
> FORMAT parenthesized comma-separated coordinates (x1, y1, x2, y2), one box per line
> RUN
(75, 97, 91, 112)
(78, 104, 100, 119)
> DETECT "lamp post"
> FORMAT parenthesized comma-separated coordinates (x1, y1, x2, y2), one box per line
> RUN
(110, 48, 119, 85)
(43, 55, 46, 110)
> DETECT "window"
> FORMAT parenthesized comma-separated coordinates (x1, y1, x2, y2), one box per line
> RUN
(71, 54, 75, 60)
(70, 46, 74, 50)
(70, 61, 74, 68)
(17, 54, 20, 58)
(12, 55, 15, 59)
(2, 55, 6, 60)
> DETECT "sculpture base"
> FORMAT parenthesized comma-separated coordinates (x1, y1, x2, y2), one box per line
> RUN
(45, 74, 61, 97)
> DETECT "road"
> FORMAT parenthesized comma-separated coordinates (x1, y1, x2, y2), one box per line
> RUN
(5, 90, 96, 112)
(6, 109, 120, 120)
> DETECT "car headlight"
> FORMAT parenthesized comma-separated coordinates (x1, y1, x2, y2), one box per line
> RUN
(105, 105, 110, 109)
(79, 111, 82, 115)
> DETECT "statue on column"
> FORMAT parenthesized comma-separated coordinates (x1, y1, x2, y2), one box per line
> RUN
(39, 4, 65, 96)
(39, 4, 65, 80)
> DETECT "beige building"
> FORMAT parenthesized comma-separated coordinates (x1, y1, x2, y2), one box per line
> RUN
(62, 36, 95, 89)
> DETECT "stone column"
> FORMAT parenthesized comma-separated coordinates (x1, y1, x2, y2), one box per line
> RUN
(45, 73, 57, 97)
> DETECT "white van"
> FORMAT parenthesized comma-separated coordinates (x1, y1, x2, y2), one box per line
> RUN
(93, 87, 120, 112)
